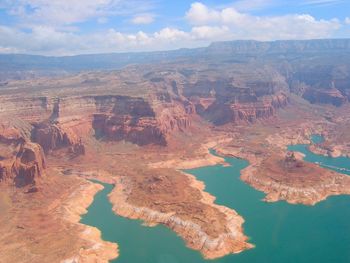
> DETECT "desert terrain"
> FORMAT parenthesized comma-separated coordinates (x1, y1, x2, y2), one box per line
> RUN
(1, 39, 350, 262)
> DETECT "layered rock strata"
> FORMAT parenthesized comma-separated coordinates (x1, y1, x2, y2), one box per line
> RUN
(93, 95, 194, 145)
(201, 93, 289, 125)
(302, 88, 347, 106)
(0, 124, 46, 188)
(32, 122, 85, 155)
(217, 122, 350, 206)
(0, 94, 195, 147)
(241, 157, 350, 205)
(109, 174, 253, 259)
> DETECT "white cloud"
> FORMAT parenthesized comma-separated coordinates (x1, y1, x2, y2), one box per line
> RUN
(186, 2, 221, 25)
(191, 26, 230, 40)
(0, 1, 345, 55)
(345, 17, 350, 25)
(154, 28, 188, 41)
(131, 14, 155, 25)
(186, 2, 340, 40)
(0, 25, 81, 54)
(0, 24, 192, 55)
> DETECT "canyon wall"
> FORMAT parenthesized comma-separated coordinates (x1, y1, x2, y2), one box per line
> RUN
(302, 87, 347, 106)
(201, 93, 288, 125)
(182, 74, 289, 125)
(0, 124, 46, 188)
(0, 93, 196, 147)
(0, 66, 294, 149)
(1, 39, 350, 108)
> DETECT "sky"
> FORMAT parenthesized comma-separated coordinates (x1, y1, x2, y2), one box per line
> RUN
(0, 0, 349, 56)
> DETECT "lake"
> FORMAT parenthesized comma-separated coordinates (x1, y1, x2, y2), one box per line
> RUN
(81, 137, 350, 262)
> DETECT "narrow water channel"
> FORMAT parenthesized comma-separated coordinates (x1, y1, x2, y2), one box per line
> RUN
(81, 137, 350, 263)
(288, 135, 350, 175)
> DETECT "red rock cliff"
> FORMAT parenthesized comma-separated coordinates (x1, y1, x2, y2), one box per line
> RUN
(302, 88, 347, 107)
(0, 125, 46, 188)
(32, 122, 85, 155)
(92, 95, 195, 146)
(202, 93, 289, 125)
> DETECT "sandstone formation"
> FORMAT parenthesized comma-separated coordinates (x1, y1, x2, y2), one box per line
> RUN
(306, 111, 350, 158)
(0, 124, 46, 188)
(0, 169, 118, 263)
(241, 155, 350, 205)
(149, 139, 228, 169)
(202, 93, 289, 125)
(109, 173, 253, 259)
(1, 39, 350, 262)
(32, 122, 85, 155)
(92, 94, 194, 145)
(92, 96, 167, 145)
(0, 93, 195, 147)
(12, 142, 46, 188)
(302, 87, 347, 106)
(283, 151, 304, 169)
(216, 107, 350, 206)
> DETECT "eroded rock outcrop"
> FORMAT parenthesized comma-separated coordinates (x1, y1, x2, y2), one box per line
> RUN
(93, 113, 167, 145)
(240, 152, 350, 205)
(12, 142, 46, 187)
(0, 92, 196, 147)
(0, 124, 46, 187)
(283, 151, 304, 169)
(202, 93, 288, 125)
(92, 95, 194, 146)
(109, 174, 253, 259)
(32, 122, 85, 155)
(302, 88, 347, 106)
(92, 96, 166, 145)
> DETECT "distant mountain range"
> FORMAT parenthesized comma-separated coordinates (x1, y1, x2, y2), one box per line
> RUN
(1, 39, 350, 77)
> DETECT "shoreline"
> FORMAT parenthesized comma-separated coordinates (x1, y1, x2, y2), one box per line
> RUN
(70, 131, 350, 262)
(105, 138, 253, 259)
(216, 133, 350, 206)
(184, 171, 254, 258)
(60, 179, 119, 263)
(107, 171, 253, 259)
(149, 138, 229, 170)
(200, 126, 350, 206)
(66, 139, 254, 263)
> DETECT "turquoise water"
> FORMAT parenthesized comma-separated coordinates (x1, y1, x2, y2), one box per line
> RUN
(310, 134, 324, 144)
(81, 142, 350, 263)
(288, 136, 350, 175)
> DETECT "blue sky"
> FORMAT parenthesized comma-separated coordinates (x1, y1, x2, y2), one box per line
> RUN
(0, 0, 349, 55)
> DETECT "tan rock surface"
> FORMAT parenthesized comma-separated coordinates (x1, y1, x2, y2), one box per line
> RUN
(1, 63, 350, 262)
(109, 171, 253, 259)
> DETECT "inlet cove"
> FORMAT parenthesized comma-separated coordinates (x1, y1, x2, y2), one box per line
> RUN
(81, 138, 350, 263)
